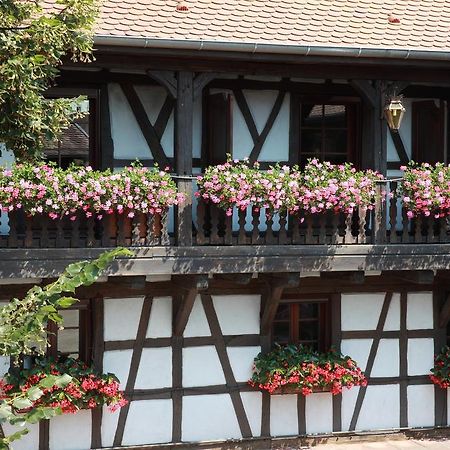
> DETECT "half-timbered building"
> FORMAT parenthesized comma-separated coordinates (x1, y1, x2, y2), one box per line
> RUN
(3, 0, 450, 448)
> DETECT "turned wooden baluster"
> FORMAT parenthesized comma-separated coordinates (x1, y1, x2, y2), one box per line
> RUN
(401, 207, 410, 243)
(40, 215, 50, 247)
(251, 207, 260, 245)
(70, 214, 80, 248)
(117, 214, 126, 246)
(224, 212, 232, 245)
(101, 214, 113, 247)
(292, 214, 301, 244)
(196, 201, 206, 245)
(279, 211, 288, 245)
(389, 182, 398, 244)
(209, 205, 220, 245)
(305, 215, 313, 244)
(55, 218, 65, 247)
(86, 216, 96, 247)
(237, 208, 247, 245)
(8, 212, 18, 248)
(331, 213, 339, 244)
(24, 216, 33, 248)
(414, 215, 423, 243)
(160, 211, 170, 245)
(439, 216, 447, 242)
(372, 184, 386, 244)
(318, 214, 326, 244)
(131, 213, 141, 246)
(358, 207, 367, 244)
(146, 214, 158, 246)
(265, 213, 275, 245)
(426, 215, 435, 243)
(344, 212, 353, 244)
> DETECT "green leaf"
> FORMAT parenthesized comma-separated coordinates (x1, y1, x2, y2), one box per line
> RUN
(54, 373, 72, 388)
(12, 397, 33, 410)
(55, 296, 78, 308)
(38, 375, 57, 389)
(27, 386, 43, 401)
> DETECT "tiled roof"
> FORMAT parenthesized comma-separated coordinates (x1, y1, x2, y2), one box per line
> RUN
(46, 0, 450, 52)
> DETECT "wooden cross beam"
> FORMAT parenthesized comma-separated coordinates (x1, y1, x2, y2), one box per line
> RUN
(147, 70, 177, 99)
(233, 89, 286, 164)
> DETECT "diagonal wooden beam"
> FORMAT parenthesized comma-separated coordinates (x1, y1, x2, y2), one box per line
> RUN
(201, 294, 253, 438)
(439, 293, 450, 328)
(153, 96, 175, 141)
(120, 83, 170, 169)
(173, 287, 198, 336)
(193, 73, 218, 100)
(389, 128, 409, 164)
(349, 292, 393, 431)
(233, 89, 259, 144)
(248, 91, 286, 164)
(350, 80, 378, 108)
(113, 296, 153, 446)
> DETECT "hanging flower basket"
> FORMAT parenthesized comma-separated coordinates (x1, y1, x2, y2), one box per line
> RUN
(248, 344, 367, 396)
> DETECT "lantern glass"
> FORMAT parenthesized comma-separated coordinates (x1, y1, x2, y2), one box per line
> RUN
(384, 99, 405, 131)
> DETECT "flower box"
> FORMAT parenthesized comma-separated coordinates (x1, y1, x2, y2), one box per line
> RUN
(248, 344, 367, 396)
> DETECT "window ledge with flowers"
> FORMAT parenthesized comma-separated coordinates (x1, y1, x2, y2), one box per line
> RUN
(248, 344, 367, 396)
(0, 249, 131, 449)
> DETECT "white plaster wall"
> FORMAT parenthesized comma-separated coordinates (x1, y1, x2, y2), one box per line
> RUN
(355, 384, 400, 431)
(182, 394, 241, 441)
(240, 391, 262, 436)
(407, 292, 434, 330)
(371, 339, 399, 377)
(227, 346, 261, 383)
(305, 393, 333, 435)
(212, 295, 260, 335)
(408, 338, 435, 376)
(101, 405, 120, 448)
(109, 83, 150, 160)
(341, 339, 372, 371)
(104, 297, 144, 341)
(146, 296, 172, 338)
(270, 394, 298, 436)
(49, 410, 91, 450)
(103, 349, 133, 390)
(183, 346, 225, 387)
(122, 399, 172, 445)
(341, 293, 385, 331)
(183, 296, 211, 337)
(134, 347, 172, 389)
(2, 423, 39, 450)
(231, 90, 289, 161)
(407, 385, 434, 428)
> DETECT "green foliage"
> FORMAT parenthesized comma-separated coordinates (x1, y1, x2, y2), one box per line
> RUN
(0, 0, 98, 159)
(0, 248, 133, 359)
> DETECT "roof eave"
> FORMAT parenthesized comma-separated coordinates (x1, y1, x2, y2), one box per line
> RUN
(93, 35, 450, 62)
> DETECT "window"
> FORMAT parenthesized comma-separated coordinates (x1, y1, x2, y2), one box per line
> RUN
(47, 300, 92, 362)
(44, 89, 99, 169)
(299, 103, 359, 167)
(272, 298, 330, 351)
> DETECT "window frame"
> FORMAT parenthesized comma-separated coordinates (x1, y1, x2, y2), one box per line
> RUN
(272, 294, 331, 352)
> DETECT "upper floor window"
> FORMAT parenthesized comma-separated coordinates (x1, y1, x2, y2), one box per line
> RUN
(299, 103, 359, 167)
(44, 89, 99, 169)
(272, 297, 330, 352)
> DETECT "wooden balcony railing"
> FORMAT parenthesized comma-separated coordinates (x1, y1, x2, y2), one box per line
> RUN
(1, 182, 450, 248)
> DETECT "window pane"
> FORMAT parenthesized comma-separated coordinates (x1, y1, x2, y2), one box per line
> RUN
(274, 304, 290, 320)
(324, 129, 347, 155)
(273, 322, 290, 344)
(60, 310, 79, 328)
(324, 105, 346, 128)
(299, 321, 319, 341)
(302, 104, 322, 128)
(58, 329, 79, 354)
(301, 130, 322, 155)
(299, 303, 318, 319)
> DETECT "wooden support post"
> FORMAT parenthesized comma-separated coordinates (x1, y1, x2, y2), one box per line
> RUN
(350, 80, 387, 175)
(100, 83, 114, 170)
(439, 293, 450, 328)
(175, 72, 194, 246)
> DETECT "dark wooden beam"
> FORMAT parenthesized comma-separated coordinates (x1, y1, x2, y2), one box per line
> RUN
(321, 271, 365, 285)
(153, 96, 175, 141)
(193, 72, 218, 100)
(173, 287, 198, 336)
(175, 71, 194, 246)
(120, 82, 171, 168)
(388, 128, 409, 165)
(439, 293, 450, 328)
(147, 70, 177, 98)
(215, 273, 253, 285)
(99, 83, 114, 170)
(393, 270, 435, 285)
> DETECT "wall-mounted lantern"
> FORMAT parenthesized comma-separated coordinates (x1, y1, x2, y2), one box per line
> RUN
(384, 96, 405, 132)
